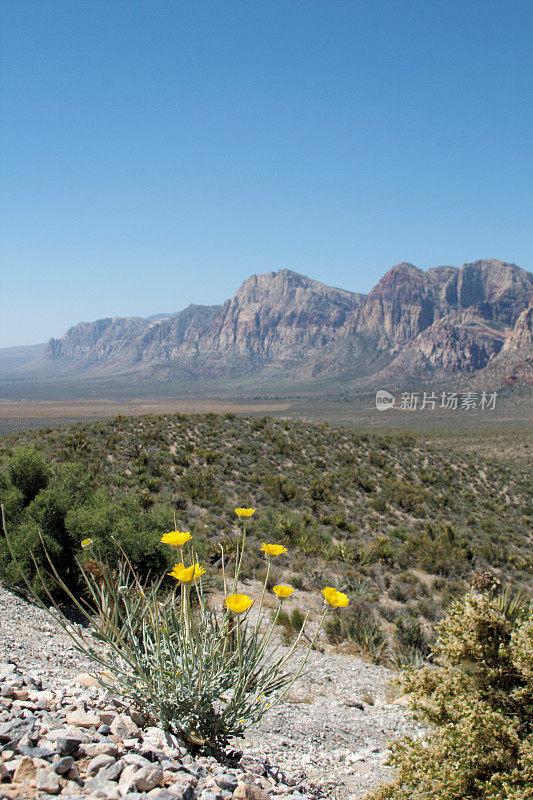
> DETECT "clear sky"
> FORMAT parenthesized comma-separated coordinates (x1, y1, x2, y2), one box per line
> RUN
(2, 0, 532, 347)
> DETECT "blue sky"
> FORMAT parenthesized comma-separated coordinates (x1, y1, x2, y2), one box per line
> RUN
(2, 0, 532, 347)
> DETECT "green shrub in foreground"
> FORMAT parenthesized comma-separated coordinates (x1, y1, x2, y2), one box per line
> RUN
(370, 587, 533, 800)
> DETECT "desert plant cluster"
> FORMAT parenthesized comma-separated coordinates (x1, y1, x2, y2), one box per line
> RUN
(2, 508, 349, 750)
(0, 413, 530, 669)
(370, 581, 533, 800)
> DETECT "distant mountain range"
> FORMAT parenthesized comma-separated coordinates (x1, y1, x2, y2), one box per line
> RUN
(2, 259, 532, 390)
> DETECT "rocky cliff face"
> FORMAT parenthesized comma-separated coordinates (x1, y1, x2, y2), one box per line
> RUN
(40, 259, 533, 385)
(499, 299, 533, 355)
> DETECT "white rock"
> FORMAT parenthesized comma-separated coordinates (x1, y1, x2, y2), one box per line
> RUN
(110, 713, 141, 739)
(134, 763, 164, 791)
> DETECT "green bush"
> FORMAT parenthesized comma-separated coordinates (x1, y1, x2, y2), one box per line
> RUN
(0, 518, 62, 599)
(371, 588, 533, 800)
(7, 448, 51, 506)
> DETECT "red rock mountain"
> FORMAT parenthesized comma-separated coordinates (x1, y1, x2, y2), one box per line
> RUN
(31, 259, 533, 385)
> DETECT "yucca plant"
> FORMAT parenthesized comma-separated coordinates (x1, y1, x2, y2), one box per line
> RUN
(2, 505, 350, 750)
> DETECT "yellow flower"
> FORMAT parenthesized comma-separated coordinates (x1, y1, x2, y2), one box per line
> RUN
(235, 508, 255, 517)
(160, 531, 192, 546)
(81, 538, 93, 548)
(321, 587, 349, 608)
(273, 585, 294, 599)
(225, 594, 253, 614)
(260, 543, 288, 556)
(167, 562, 206, 583)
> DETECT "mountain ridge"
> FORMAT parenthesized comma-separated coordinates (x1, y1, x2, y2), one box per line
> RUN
(5, 259, 533, 389)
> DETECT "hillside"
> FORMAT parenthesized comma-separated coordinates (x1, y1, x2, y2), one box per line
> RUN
(5, 259, 532, 389)
(1, 413, 531, 668)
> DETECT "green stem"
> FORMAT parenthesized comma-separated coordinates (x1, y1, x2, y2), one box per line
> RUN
(253, 558, 271, 638)
(232, 523, 247, 593)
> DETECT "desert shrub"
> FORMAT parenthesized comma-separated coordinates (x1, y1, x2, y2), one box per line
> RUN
(371, 588, 533, 800)
(273, 607, 306, 642)
(277, 514, 304, 541)
(326, 592, 388, 663)
(178, 468, 215, 502)
(405, 524, 472, 576)
(394, 614, 432, 660)
(386, 480, 428, 514)
(371, 495, 387, 513)
(262, 474, 299, 502)
(0, 473, 24, 524)
(65, 493, 174, 580)
(0, 463, 92, 598)
(7, 448, 51, 506)
(290, 607, 306, 631)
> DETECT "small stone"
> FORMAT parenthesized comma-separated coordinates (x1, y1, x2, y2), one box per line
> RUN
(86, 752, 116, 776)
(215, 775, 238, 792)
(129, 711, 146, 727)
(65, 709, 100, 728)
(35, 766, 61, 794)
(161, 759, 180, 771)
(84, 775, 121, 798)
(13, 755, 36, 782)
(0, 718, 35, 744)
(82, 742, 119, 758)
(142, 727, 168, 747)
(68, 673, 100, 688)
(47, 727, 88, 742)
(344, 699, 364, 710)
(62, 778, 84, 794)
(168, 788, 197, 800)
(96, 710, 116, 726)
(233, 786, 269, 800)
(99, 760, 124, 781)
(134, 763, 164, 791)
(97, 723, 111, 735)
(56, 737, 82, 756)
(118, 762, 139, 789)
(66, 763, 80, 780)
(18, 744, 54, 759)
(110, 714, 140, 739)
(52, 755, 74, 774)
(123, 752, 152, 767)
(238, 759, 264, 776)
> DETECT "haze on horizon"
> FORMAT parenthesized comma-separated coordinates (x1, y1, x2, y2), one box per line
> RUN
(2, 1, 532, 348)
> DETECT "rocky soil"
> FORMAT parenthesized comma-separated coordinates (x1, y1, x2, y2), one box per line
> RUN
(0, 585, 421, 800)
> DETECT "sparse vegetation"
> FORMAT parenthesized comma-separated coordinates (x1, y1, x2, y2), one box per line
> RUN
(0, 413, 531, 653)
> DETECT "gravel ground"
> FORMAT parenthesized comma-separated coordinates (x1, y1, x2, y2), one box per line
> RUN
(0, 584, 421, 799)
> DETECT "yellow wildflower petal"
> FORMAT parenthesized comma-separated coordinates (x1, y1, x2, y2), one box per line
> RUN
(273, 585, 294, 599)
(167, 562, 206, 583)
(160, 531, 192, 546)
(225, 594, 253, 614)
(321, 587, 350, 607)
(235, 508, 255, 517)
(260, 543, 288, 556)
